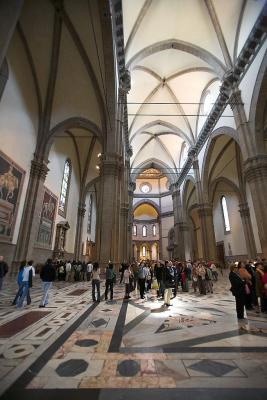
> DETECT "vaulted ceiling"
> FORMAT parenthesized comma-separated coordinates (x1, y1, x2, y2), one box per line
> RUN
(122, 0, 266, 179)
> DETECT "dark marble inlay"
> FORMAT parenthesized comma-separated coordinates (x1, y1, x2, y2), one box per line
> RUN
(101, 309, 112, 312)
(67, 289, 88, 296)
(75, 339, 98, 347)
(91, 318, 107, 328)
(117, 360, 140, 377)
(188, 360, 237, 376)
(0, 311, 51, 338)
(56, 359, 88, 377)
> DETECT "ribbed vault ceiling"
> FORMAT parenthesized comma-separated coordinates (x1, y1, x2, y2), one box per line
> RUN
(123, 0, 266, 179)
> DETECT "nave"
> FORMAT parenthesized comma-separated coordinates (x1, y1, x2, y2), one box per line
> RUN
(0, 275, 267, 399)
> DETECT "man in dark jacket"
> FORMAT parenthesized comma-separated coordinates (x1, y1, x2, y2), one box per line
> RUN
(0, 256, 8, 290)
(39, 259, 56, 307)
(229, 264, 246, 319)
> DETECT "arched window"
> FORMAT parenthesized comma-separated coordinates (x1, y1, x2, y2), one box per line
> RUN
(142, 245, 146, 257)
(142, 225, 147, 237)
(133, 225, 137, 236)
(59, 159, 71, 216)
(221, 196, 231, 232)
(87, 194, 93, 234)
(152, 225, 156, 236)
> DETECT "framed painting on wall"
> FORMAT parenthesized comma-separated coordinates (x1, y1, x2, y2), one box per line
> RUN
(37, 187, 58, 247)
(0, 150, 25, 242)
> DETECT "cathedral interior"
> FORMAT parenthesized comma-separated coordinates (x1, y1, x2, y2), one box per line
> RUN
(0, 0, 267, 399)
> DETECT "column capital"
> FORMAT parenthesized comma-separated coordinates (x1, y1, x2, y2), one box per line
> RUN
(175, 221, 189, 231)
(128, 181, 136, 194)
(30, 158, 49, 180)
(78, 204, 86, 217)
(100, 153, 123, 176)
(229, 89, 243, 111)
(239, 202, 250, 218)
(197, 203, 213, 218)
(243, 155, 267, 183)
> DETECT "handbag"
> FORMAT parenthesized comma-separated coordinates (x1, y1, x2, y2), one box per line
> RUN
(151, 279, 159, 290)
(245, 283, 250, 295)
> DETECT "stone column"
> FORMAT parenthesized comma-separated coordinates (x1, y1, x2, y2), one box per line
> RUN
(120, 202, 129, 262)
(97, 153, 122, 268)
(171, 186, 185, 260)
(238, 202, 257, 259)
(193, 159, 217, 261)
(244, 155, 267, 257)
(14, 157, 49, 268)
(0, 0, 23, 68)
(128, 180, 135, 262)
(74, 203, 86, 260)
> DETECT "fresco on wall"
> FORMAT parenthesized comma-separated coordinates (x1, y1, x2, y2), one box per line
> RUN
(0, 151, 25, 242)
(37, 187, 57, 247)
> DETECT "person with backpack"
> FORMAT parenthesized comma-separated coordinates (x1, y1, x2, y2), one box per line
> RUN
(39, 259, 56, 307)
(105, 262, 115, 301)
(0, 255, 8, 290)
(16, 260, 35, 308)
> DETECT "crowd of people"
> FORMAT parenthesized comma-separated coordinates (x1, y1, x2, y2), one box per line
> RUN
(0, 255, 266, 320)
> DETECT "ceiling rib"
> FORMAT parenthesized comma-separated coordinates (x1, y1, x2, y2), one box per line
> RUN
(204, 0, 233, 68)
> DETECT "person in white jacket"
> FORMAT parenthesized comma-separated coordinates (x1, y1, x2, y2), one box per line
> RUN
(16, 260, 35, 308)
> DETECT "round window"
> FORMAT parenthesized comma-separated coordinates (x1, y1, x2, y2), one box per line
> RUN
(140, 182, 151, 194)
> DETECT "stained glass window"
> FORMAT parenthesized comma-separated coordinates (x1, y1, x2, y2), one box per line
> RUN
(153, 225, 156, 236)
(221, 196, 231, 232)
(142, 245, 146, 257)
(87, 194, 93, 234)
(142, 225, 147, 237)
(59, 159, 71, 215)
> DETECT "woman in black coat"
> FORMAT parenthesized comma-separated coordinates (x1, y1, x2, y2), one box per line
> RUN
(229, 264, 246, 320)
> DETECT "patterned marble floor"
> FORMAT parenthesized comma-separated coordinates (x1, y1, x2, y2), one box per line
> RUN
(0, 274, 267, 400)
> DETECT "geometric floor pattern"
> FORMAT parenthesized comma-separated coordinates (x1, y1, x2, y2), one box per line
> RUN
(0, 272, 267, 399)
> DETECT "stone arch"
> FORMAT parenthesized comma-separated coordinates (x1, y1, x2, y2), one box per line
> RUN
(249, 51, 267, 152)
(181, 175, 196, 214)
(209, 176, 244, 205)
(44, 117, 103, 160)
(126, 39, 226, 78)
(201, 127, 243, 201)
(0, 58, 9, 102)
(133, 199, 160, 216)
(131, 158, 177, 184)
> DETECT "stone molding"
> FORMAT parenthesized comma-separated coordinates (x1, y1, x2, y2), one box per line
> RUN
(238, 202, 250, 218)
(197, 204, 213, 218)
(243, 155, 267, 182)
(30, 159, 49, 180)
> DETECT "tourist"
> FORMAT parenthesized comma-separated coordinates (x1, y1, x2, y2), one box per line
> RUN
(162, 261, 175, 307)
(123, 264, 133, 300)
(105, 262, 115, 301)
(237, 261, 253, 310)
(12, 261, 28, 305)
(65, 260, 72, 282)
(86, 261, 93, 281)
(39, 258, 56, 307)
(197, 262, 206, 295)
(256, 263, 267, 313)
(229, 264, 246, 320)
(91, 262, 101, 302)
(138, 262, 147, 299)
(16, 260, 35, 308)
(210, 262, 218, 281)
(0, 256, 8, 290)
